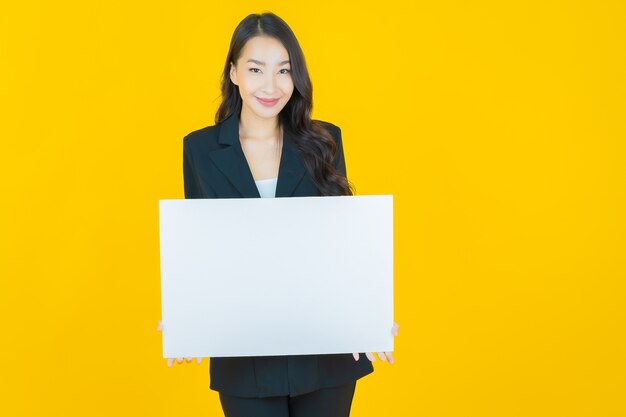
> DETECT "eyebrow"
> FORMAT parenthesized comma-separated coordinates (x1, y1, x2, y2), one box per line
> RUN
(246, 59, 291, 66)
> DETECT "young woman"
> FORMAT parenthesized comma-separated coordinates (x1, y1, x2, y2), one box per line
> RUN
(158, 12, 399, 417)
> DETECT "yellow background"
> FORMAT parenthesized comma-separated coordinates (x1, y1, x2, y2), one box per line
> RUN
(1, 1, 624, 416)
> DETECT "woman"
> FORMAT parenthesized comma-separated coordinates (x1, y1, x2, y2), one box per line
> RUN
(158, 12, 399, 417)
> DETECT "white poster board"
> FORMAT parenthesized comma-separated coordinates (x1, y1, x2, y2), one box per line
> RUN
(159, 195, 393, 358)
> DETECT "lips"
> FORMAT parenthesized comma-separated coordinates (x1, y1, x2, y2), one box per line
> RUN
(256, 97, 280, 107)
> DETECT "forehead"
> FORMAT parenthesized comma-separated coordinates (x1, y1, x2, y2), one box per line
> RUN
(239, 36, 289, 63)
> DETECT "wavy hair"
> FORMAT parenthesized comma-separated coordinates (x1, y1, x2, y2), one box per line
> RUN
(215, 12, 353, 196)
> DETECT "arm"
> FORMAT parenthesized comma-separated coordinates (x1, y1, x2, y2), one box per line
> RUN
(159, 136, 205, 366)
(331, 125, 348, 179)
(183, 136, 201, 199)
(332, 126, 400, 363)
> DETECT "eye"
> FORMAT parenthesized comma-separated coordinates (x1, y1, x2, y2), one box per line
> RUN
(249, 68, 261, 73)
(279, 68, 291, 74)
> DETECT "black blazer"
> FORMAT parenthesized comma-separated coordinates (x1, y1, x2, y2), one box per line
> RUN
(182, 109, 374, 398)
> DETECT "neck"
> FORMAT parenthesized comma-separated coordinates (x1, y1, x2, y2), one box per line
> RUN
(239, 106, 281, 140)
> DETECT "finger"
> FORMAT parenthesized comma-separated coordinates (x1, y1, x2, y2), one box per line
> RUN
(176, 357, 183, 364)
(157, 320, 162, 332)
(185, 357, 192, 362)
(352, 352, 359, 361)
(385, 351, 395, 364)
(365, 352, 376, 362)
(392, 322, 399, 336)
(197, 357, 203, 364)
(167, 358, 174, 367)
(377, 352, 387, 361)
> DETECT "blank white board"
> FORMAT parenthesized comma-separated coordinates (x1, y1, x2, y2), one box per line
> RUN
(159, 195, 393, 358)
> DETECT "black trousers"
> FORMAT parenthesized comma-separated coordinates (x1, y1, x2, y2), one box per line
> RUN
(218, 380, 357, 417)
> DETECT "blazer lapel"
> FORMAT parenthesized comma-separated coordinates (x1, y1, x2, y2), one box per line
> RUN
(208, 110, 307, 198)
(208, 111, 260, 198)
(275, 128, 307, 197)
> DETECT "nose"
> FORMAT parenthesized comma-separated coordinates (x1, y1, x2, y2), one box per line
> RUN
(262, 72, 278, 94)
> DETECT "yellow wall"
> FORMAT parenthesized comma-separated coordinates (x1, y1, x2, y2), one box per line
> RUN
(1, 1, 624, 416)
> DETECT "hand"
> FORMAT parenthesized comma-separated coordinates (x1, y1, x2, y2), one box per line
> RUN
(157, 320, 204, 367)
(353, 321, 399, 364)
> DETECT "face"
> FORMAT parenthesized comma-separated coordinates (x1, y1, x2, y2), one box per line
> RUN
(230, 35, 294, 120)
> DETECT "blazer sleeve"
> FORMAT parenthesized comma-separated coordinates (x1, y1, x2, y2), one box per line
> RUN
(182, 136, 201, 199)
(331, 125, 348, 179)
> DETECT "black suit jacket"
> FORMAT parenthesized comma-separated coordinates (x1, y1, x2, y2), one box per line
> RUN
(182, 110, 374, 398)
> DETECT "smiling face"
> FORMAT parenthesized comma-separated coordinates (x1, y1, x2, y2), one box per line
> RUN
(229, 35, 295, 121)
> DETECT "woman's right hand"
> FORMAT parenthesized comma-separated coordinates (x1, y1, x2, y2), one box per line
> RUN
(157, 320, 204, 367)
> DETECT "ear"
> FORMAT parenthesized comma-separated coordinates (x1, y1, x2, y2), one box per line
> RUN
(229, 62, 238, 86)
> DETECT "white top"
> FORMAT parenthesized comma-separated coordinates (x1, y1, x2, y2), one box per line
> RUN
(254, 177, 278, 198)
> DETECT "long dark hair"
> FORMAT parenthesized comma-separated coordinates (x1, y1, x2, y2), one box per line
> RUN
(215, 12, 353, 196)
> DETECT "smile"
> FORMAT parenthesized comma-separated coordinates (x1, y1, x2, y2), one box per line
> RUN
(256, 97, 280, 107)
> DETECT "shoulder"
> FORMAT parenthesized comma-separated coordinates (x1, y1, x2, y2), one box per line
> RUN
(182, 123, 222, 152)
(183, 118, 343, 149)
(312, 119, 342, 144)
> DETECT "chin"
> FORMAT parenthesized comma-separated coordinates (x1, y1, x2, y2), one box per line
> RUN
(257, 105, 285, 118)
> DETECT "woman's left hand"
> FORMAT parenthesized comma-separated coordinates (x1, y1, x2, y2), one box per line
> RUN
(353, 321, 399, 364)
